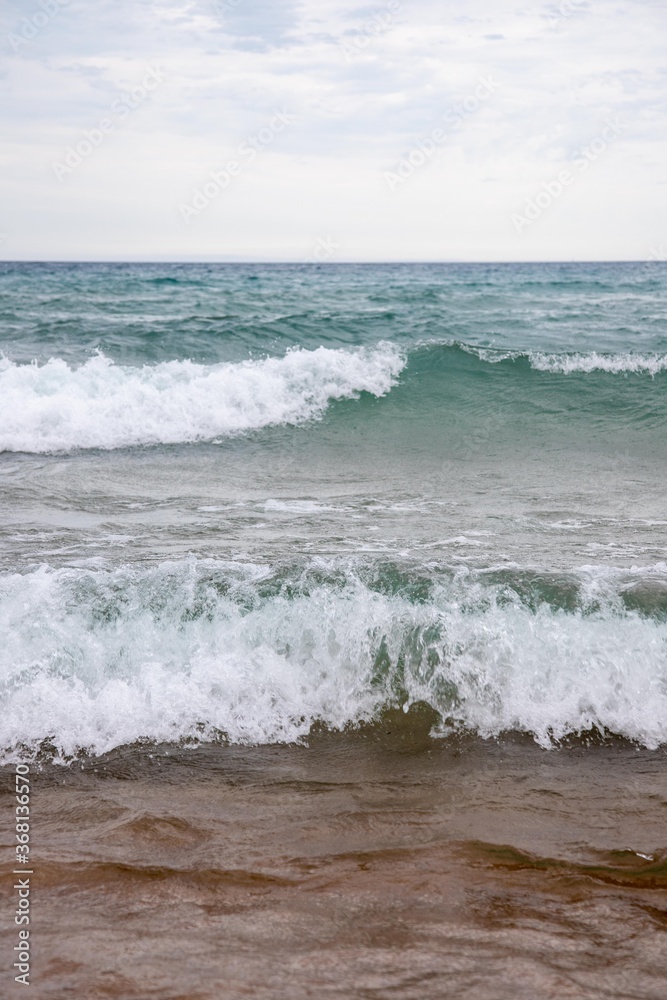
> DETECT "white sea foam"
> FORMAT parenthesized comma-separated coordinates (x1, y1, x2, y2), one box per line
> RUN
(2, 559, 667, 761)
(0, 343, 405, 453)
(468, 344, 667, 374)
(263, 499, 336, 514)
(420, 339, 667, 374)
(529, 351, 667, 375)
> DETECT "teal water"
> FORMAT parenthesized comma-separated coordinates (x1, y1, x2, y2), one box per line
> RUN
(1, 261, 666, 364)
(1, 262, 666, 758)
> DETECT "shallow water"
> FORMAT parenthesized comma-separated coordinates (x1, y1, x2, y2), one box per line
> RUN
(2, 729, 666, 999)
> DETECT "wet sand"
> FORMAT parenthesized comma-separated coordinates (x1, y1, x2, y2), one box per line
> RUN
(2, 721, 667, 999)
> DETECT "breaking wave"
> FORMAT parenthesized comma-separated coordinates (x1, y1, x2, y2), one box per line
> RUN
(2, 558, 667, 761)
(0, 343, 405, 453)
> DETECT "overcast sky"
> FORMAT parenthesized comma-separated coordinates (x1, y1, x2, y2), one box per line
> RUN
(1, 0, 665, 261)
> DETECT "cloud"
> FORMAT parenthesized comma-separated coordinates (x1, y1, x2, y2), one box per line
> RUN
(0, 0, 665, 259)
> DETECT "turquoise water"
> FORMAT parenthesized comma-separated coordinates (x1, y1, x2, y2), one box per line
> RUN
(1, 262, 666, 758)
(2, 261, 666, 364)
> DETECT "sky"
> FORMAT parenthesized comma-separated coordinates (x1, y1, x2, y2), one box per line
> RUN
(0, 0, 665, 261)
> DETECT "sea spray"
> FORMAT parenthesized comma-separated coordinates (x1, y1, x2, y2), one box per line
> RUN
(2, 558, 667, 760)
(0, 343, 405, 453)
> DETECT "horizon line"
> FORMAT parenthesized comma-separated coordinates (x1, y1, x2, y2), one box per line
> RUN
(0, 258, 663, 265)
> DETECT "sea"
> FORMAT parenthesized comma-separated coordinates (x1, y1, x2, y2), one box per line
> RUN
(1, 261, 666, 999)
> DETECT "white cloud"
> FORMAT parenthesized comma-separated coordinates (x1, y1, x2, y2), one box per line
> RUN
(0, 0, 665, 259)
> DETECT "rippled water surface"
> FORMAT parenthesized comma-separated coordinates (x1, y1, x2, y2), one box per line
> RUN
(2, 733, 666, 999)
(1, 262, 666, 996)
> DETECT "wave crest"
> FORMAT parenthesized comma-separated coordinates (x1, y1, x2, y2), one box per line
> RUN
(2, 559, 667, 761)
(0, 343, 405, 453)
(459, 343, 667, 374)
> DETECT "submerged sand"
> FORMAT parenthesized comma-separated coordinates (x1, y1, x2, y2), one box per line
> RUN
(2, 726, 666, 999)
